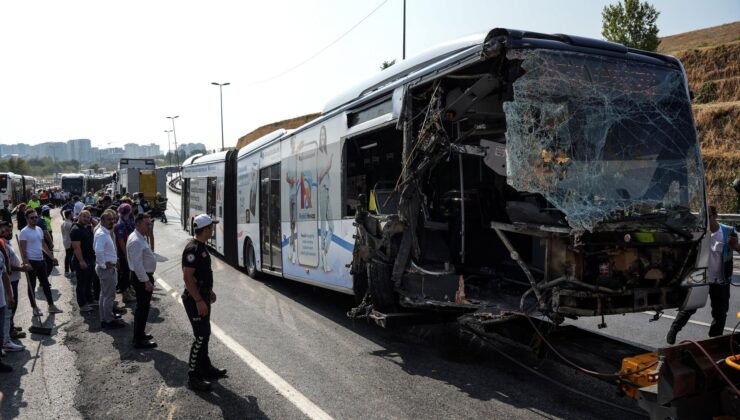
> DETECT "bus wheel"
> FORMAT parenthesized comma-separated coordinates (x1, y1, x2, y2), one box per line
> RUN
(367, 260, 398, 312)
(245, 240, 260, 279)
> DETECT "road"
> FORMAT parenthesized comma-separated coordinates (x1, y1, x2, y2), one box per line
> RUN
(1, 195, 738, 419)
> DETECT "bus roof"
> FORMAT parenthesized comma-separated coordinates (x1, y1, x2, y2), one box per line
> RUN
(322, 33, 485, 115)
(188, 150, 230, 166)
(237, 129, 291, 160)
(61, 173, 85, 178)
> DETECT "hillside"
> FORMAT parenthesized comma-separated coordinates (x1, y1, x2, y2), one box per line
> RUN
(665, 22, 740, 213)
(658, 21, 740, 54)
(235, 113, 320, 150)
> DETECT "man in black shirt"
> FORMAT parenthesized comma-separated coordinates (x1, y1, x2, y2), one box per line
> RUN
(182, 214, 226, 391)
(0, 200, 12, 228)
(71, 210, 96, 312)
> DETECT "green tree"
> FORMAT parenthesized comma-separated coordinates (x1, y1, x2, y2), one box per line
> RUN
(601, 0, 661, 51)
(7, 157, 31, 175)
(380, 59, 396, 70)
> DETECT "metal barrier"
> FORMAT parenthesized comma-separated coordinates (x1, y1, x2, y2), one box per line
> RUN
(719, 214, 740, 225)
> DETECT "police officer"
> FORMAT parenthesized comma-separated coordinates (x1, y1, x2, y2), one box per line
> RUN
(182, 214, 227, 391)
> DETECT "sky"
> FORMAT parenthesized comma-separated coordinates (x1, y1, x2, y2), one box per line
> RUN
(0, 0, 738, 154)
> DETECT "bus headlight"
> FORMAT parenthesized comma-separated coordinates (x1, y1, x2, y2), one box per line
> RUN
(681, 268, 707, 286)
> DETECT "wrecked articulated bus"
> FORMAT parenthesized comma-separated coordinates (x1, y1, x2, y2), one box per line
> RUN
(349, 28, 710, 329)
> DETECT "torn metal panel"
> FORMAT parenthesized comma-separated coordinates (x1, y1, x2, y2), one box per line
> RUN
(503, 49, 705, 232)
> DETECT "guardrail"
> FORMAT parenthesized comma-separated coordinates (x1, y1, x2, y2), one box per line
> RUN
(718, 214, 740, 225)
(168, 175, 181, 194)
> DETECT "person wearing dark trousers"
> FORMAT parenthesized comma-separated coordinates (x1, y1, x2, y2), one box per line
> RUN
(2, 226, 27, 340)
(667, 206, 740, 344)
(71, 210, 96, 313)
(61, 210, 74, 278)
(182, 214, 227, 391)
(18, 208, 61, 316)
(127, 213, 157, 349)
(114, 204, 136, 302)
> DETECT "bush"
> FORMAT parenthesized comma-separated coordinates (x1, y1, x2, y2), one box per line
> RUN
(693, 81, 718, 104)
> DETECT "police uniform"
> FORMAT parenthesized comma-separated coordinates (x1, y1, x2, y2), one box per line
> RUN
(182, 238, 214, 379)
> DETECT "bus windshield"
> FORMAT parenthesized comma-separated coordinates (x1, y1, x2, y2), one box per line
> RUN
(62, 178, 84, 195)
(504, 48, 705, 232)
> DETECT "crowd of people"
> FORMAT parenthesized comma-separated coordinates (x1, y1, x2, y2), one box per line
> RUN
(0, 188, 226, 391)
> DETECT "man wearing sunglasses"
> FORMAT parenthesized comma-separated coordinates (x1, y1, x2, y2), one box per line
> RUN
(19, 209, 61, 315)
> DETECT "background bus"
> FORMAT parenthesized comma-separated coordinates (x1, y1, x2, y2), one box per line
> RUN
(61, 173, 87, 197)
(0, 172, 37, 206)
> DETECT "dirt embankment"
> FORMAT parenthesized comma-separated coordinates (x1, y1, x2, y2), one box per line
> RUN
(669, 26, 740, 212)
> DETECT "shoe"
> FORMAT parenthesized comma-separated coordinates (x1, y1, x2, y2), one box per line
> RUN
(3, 341, 25, 352)
(187, 375, 212, 391)
(33, 307, 43, 317)
(133, 340, 157, 349)
(113, 307, 126, 315)
(666, 328, 678, 345)
(10, 330, 26, 339)
(101, 320, 126, 330)
(123, 290, 137, 303)
(204, 365, 228, 379)
(13, 326, 22, 332)
(64, 272, 71, 278)
(48, 305, 63, 314)
(0, 361, 12, 373)
(79, 305, 94, 313)
(143, 334, 153, 341)
(113, 313, 122, 320)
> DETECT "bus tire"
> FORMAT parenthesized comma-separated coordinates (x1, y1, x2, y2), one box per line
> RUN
(245, 240, 260, 279)
(368, 260, 398, 312)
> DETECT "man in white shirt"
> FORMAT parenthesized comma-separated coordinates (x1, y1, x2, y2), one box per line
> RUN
(19, 208, 61, 315)
(0, 221, 14, 373)
(95, 209, 124, 329)
(667, 206, 740, 344)
(127, 213, 157, 349)
(1, 222, 26, 352)
(73, 195, 84, 219)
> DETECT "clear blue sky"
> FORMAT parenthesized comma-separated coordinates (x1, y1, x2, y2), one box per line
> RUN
(0, 0, 737, 152)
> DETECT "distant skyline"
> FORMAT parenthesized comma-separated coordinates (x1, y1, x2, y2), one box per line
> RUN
(0, 0, 737, 153)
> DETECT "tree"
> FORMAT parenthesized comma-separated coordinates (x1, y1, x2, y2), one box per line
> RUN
(380, 59, 396, 70)
(7, 157, 30, 175)
(601, 0, 660, 51)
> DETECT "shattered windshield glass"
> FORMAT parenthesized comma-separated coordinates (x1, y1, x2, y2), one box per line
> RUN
(503, 48, 705, 233)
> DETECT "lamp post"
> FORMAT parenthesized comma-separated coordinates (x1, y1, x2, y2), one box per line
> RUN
(211, 82, 230, 151)
(166, 116, 179, 173)
(164, 129, 173, 167)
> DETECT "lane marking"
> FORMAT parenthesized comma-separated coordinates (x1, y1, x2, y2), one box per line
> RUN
(643, 311, 737, 333)
(154, 275, 333, 420)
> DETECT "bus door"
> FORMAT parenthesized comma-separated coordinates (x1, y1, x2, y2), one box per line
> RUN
(207, 176, 217, 248)
(259, 163, 282, 272)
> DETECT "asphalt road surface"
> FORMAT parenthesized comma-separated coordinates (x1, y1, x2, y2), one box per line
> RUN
(1, 196, 738, 419)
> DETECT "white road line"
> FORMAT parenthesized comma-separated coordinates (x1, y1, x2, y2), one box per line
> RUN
(643, 311, 737, 333)
(154, 275, 333, 420)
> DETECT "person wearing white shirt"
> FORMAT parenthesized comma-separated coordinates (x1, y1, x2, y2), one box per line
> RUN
(2, 222, 27, 351)
(126, 213, 157, 348)
(73, 196, 84, 219)
(95, 209, 124, 329)
(18, 208, 61, 315)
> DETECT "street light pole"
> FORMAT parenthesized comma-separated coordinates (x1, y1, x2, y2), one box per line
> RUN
(164, 129, 173, 167)
(166, 116, 179, 169)
(211, 82, 230, 151)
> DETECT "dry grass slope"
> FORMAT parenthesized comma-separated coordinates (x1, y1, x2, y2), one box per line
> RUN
(235, 113, 321, 150)
(658, 21, 740, 54)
